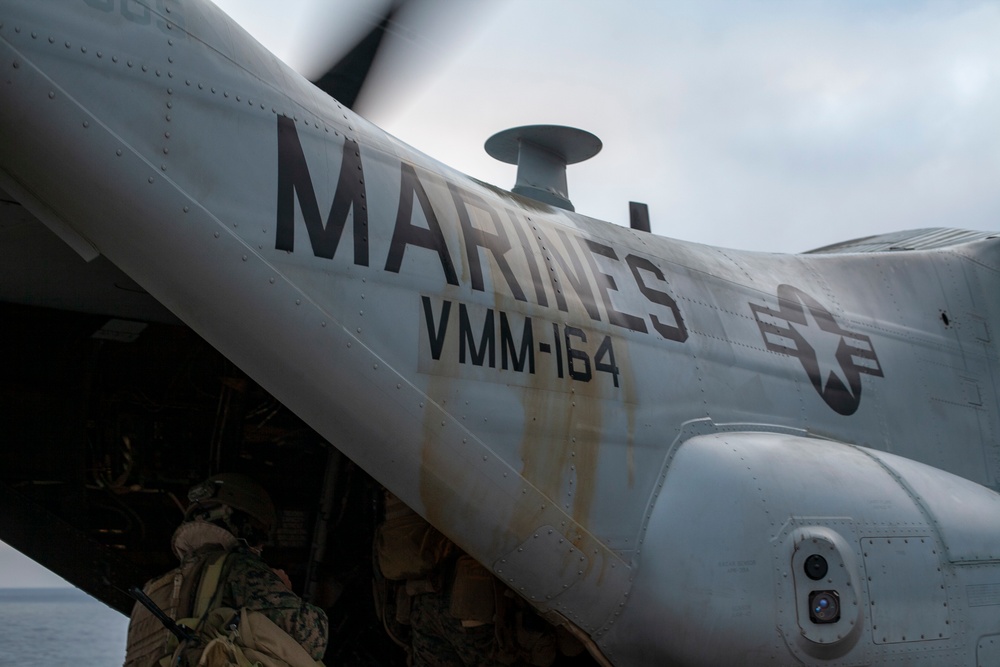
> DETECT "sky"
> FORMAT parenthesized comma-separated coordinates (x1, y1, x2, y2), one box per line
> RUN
(0, 541, 70, 588)
(212, 0, 1000, 253)
(3, 0, 999, 589)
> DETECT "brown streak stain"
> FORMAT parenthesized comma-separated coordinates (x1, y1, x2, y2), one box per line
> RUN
(517, 381, 604, 533)
(417, 370, 514, 560)
(620, 336, 638, 490)
(418, 371, 455, 527)
(570, 389, 602, 524)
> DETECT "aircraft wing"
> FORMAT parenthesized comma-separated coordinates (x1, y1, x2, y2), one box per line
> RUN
(807, 227, 997, 254)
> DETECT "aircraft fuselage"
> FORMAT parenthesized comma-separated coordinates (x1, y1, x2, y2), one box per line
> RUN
(2, 2, 999, 665)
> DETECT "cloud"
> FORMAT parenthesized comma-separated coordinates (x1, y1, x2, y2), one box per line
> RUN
(219, 0, 1000, 253)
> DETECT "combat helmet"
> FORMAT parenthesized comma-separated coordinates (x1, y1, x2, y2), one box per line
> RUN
(186, 472, 278, 536)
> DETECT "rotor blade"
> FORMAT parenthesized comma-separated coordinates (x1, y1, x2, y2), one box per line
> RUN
(310, 6, 399, 109)
(309, 0, 505, 116)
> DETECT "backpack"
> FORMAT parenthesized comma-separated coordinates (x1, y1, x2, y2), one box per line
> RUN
(375, 492, 452, 581)
(125, 547, 230, 667)
(125, 548, 323, 667)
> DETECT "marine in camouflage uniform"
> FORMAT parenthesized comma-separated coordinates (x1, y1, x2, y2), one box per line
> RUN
(375, 492, 555, 667)
(214, 545, 328, 660)
(124, 473, 328, 666)
(408, 588, 504, 667)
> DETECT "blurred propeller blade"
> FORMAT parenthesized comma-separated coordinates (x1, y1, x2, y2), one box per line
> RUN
(308, 0, 505, 117)
(310, 4, 401, 109)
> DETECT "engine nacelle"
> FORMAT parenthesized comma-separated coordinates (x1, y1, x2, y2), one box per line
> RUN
(600, 431, 1000, 666)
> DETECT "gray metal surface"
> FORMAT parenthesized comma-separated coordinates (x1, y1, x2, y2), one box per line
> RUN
(1, 1, 998, 664)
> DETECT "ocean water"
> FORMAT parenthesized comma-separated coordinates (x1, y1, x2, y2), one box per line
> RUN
(0, 588, 129, 666)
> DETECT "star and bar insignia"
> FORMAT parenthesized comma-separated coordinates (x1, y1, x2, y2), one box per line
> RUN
(750, 284, 884, 416)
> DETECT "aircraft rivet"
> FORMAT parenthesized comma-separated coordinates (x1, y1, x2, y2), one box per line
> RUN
(49, 37, 55, 44)
(112, 55, 118, 63)
(142, 65, 148, 72)
(163, 148, 169, 155)
(97, 51, 102, 58)
(347, 342, 352, 348)
(116, 150, 122, 156)
(161, 164, 166, 171)
(214, 232, 219, 238)
(83, 121, 89, 128)
(224, 92, 229, 98)
(81, 46, 87, 54)
(183, 206, 189, 213)
(165, 115, 171, 121)
(148, 177, 154, 184)
(30, 32, 36, 39)
(48, 92, 54, 99)
(374, 364, 379, 370)
(166, 101, 172, 109)
(268, 277, 274, 284)
(211, 87, 216, 93)
(11, 61, 18, 69)
(168, 57, 174, 64)
(65, 42, 70, 49)
(127, 60, 133, 67)
(295, 299, 300, 305)
(242, 255, 247, 262)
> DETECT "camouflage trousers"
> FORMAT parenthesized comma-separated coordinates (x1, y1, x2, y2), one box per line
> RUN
(409, 590, 507, 667)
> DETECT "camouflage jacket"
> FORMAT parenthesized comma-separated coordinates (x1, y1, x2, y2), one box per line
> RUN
(168, 520, 329, 661)
(217, 548, 329, 660)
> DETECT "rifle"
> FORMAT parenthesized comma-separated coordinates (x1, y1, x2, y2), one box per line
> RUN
(128, 586, 199, 645)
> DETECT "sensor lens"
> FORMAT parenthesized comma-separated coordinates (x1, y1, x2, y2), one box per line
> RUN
(804, 554, 828, 580)
(808, 590, 840, 624)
